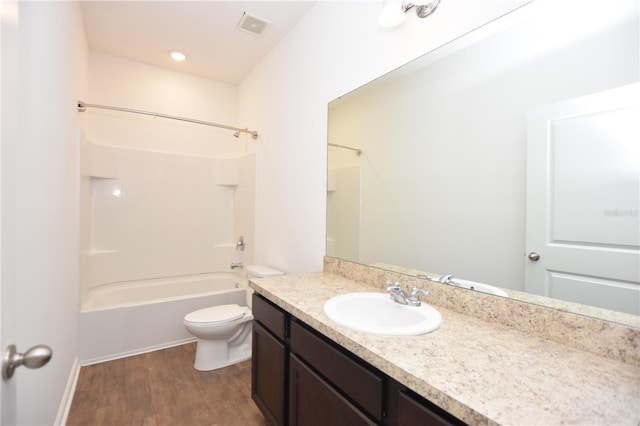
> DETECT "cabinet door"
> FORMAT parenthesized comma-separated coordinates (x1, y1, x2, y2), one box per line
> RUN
(252, 321, 287, 426)
(289, 354, 376, 426)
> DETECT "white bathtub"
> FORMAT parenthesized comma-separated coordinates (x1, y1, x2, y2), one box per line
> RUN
(79, 273, 248, 364)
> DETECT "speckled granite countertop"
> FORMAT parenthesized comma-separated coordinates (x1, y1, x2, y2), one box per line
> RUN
(250, 272, 640, 426)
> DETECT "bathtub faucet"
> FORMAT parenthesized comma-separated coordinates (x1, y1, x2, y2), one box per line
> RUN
(230, 262, 244, 270)
(236, 236, 245, 251)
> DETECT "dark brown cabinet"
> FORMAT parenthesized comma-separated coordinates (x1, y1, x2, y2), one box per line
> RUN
(251, 293, 466, 426)
(289, 354, 376, 426)
(396, 390, 460, 426)
(251, 296, 287, 426)
(393, 384, 463, 426)
(289, 319, 383, 423)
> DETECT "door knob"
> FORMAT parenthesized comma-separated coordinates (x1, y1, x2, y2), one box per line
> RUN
(2, 344, 52, 380)
(528, 252, 541, 261)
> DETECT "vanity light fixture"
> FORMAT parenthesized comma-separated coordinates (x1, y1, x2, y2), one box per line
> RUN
(169, 50, 186, 62)
(378, 0, 441, 28)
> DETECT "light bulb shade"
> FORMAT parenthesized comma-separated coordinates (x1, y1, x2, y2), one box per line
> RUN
(378, 2, 406, 28)
(169, 50, 186, 62)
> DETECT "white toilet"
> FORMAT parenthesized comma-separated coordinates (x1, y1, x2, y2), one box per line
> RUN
(183, 265, 284, 371)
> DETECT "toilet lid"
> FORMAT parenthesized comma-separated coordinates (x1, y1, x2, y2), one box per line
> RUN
(184, 304, 245, 324)
(247, 265, 284, 278)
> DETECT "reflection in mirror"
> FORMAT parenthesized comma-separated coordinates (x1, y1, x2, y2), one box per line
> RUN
(326, 0, 639, 325)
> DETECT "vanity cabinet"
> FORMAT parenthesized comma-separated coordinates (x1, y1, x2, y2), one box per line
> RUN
(251, 293, 465, 426)
(251, 295, 287, 426)
(289, 354, 375, 426)
(289, 319, 384, 425)
(388, 380, 463, 426)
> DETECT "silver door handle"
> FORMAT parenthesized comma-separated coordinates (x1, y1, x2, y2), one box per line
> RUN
(528, 252, 541, 261)
(2, 344, 52, 380)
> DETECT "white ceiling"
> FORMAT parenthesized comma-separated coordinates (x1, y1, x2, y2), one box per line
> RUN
(80, 1, 317, 85)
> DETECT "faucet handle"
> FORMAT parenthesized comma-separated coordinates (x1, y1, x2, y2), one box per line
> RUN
(407, 286, 429, 306)
(235, 236, 245, 251)
(410, 286, 429, 298)
(385, 281, 401, 291)
(418, 274, 453, 285)
(418, 275, 441, 284)
(386, 281, 409, 305)
(438, 273, 454, 284)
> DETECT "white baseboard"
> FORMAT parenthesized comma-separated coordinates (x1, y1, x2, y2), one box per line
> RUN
(55, 356, 80, 426)
(80, 337, 196, 366)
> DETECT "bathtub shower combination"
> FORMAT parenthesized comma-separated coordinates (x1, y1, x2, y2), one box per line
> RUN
(79, 107, 257, 364)
(79, 273, 248, 363)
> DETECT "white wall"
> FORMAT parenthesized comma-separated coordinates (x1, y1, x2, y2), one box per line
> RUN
(86, 52, 244, 156)
(1, 1, 88, 424)
(239, 0, 531, 274)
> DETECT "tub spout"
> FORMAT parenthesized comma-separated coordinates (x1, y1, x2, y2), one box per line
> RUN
(230, 262, 244, 270)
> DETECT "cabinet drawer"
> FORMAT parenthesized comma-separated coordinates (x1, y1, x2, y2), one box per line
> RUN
(290, 320, 383, 423)
(253, 293, 287, 341)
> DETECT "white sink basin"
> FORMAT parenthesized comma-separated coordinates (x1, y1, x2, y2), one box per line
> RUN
(452, 279, 509, 297)
(323, 292, 442, 336)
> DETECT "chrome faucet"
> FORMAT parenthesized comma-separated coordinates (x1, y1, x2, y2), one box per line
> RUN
(406, 286, 429, 307)
(236, 236, 245, 251)
(386, 282, 429, 306)
(420, 273, 454, 285)
(230, 262, 244, 270)
(385, 281, 408, 305)
(437, 273, 454, 284)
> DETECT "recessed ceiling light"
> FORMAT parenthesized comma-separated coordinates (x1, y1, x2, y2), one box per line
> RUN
(169, 50, 186, 62)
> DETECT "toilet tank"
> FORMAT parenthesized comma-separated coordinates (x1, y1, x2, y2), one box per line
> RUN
(246, 265, 284, 307)
(246, 265, 284, 279)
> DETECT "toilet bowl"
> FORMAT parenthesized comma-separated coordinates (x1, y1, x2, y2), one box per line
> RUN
(183, 304, 253, 371)
(183, 265, 283, 371)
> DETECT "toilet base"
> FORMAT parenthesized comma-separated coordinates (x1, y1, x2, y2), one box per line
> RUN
(193, 337, 252, 371)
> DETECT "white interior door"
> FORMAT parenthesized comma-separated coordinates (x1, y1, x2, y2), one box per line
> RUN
(1, 3, 76, 423)
(525, 83, 640, 315)
(1, 0, 20, 422)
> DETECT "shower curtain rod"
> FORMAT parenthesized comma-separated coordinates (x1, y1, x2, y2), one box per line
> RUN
(329, 143, 362, 156)
(77, 101, 258, 140)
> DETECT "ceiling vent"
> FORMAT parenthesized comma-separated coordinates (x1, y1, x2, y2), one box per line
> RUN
(237, 12, 271, 36)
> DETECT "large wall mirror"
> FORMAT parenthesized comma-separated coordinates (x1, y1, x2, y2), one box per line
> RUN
(327, 0, 639, 326)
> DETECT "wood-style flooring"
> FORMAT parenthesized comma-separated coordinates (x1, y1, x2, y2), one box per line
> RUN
(66, 343, 268, 426)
